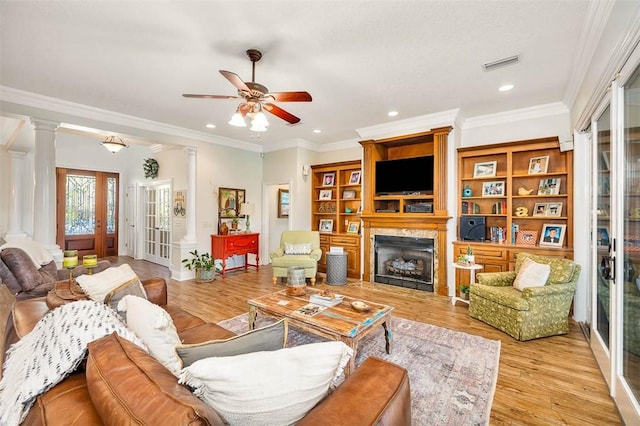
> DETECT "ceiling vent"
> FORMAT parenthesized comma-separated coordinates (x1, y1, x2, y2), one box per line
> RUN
(483, 55, 520, 72)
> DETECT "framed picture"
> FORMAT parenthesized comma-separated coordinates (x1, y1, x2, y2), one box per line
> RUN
(528, 155, 549, 174)
(347, 221, 360, 234)
(539, 224, 566, 247)
(278, 188, 289, 218)
(533, 202, 548, 216)
(322, 172, 336, 186)
(319, 189, 332, 200)
(516, 230, 538, 246)
(597, 226, 610, 246)
(482, 181, 505, 197)
(343, 189, 356, 199)
(473, 161, 497, 178)
(349, 170, 361, 185)
(546, 202, 563, 217)
(219, 187, 245, 218)
(537, 178, 561, 195)
(319, 219, 334, 233)
(173, 190, 186, 217)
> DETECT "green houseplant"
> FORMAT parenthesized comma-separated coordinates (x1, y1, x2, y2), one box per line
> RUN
(181, 250, 218, 282)
(460, 284, 470, 300)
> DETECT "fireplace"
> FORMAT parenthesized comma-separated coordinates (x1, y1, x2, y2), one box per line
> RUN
(374, 235, 434, 292)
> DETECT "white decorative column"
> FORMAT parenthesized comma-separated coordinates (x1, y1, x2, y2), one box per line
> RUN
(31, 118, 63, 263)
(183, 146, 197, 243)
(172, 146, 197, 281)
(4, 151, 28, 241)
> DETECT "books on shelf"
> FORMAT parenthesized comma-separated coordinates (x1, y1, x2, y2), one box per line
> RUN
(492, 201, 507, 214)
(489, 226, 507, 243)
(461, 201, 481, 214)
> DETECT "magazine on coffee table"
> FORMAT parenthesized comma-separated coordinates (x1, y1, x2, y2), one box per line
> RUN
(293, 303, 327, 317)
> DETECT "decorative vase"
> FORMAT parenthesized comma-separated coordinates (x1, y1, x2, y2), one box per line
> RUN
(195, 268, 215, 283)
(219, 222, 229, 235)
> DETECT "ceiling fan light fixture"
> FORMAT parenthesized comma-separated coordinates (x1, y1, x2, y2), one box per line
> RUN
(252, 111, 269, 127)
(250, 122, 268, 132)
(101, 135, 128, 153)
(228, 110, 247, 127)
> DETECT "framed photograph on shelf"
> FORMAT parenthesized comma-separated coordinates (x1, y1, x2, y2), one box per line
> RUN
(342, 189, 356, 199)
(349, 170, 361, 185)
(219, 187, 246, 218)
(537, 178, 561, 195)
(528, 155, 549, 174)
(278, 189, 289, 218)
(516, 230, 538, 246)
(319, 219, 334, 233)
(319, 189, 332, 200)
(473, 161, 497, 178)
(346, 221, 360, 234)
(482, 181, 505, 197)
(322, 172, 336, 186)
(533, 203, 548, 216)
(546, 202, 563, 217)
(597, 226, 610, 247)
(539, 224, 566, 247)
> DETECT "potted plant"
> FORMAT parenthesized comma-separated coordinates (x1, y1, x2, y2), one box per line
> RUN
(181, 250, 218, 282)
(460, 284, 470, 300)
(231, 217, 239, 231)
(466, 245, 475, 264)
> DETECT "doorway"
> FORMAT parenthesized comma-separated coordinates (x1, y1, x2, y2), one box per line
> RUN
(142, 183, 172, 267)
(56, 168, 119, 257)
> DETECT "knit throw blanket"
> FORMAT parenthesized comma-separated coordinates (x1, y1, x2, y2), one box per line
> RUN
(0, 300, 146, 425)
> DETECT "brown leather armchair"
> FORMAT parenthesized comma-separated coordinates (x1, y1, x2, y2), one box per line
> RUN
(0, 247, 110, 300)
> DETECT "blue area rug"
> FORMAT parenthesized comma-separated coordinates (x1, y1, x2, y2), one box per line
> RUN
(219, 314, 500, 425)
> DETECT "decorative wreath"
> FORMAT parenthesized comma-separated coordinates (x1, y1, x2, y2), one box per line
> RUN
(143, 158, 159, 179)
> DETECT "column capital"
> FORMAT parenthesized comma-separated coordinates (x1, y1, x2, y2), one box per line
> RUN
(30, 118, 59, 132)
(184, 146, 197, 156)
(7, 150, 27, 159)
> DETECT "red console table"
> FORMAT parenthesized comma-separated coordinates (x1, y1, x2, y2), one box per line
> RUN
(211, 233, 260, 277)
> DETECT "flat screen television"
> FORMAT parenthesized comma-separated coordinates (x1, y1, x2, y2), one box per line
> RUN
(375, 155, 434, 195)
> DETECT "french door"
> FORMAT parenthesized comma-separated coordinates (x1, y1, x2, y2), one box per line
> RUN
(143, 184, 171, 267)
(591, 50, 640, 423)
(56, 168, 119, 258)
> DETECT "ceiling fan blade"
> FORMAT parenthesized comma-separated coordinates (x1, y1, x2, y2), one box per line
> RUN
(182, 94, 238, 99)
(266, 91, 312, 102)
(219, 70, 251, 93)
(263, 103, 301, 124)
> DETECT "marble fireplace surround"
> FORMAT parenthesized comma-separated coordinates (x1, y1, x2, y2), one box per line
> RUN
(366, 226, 446, 295)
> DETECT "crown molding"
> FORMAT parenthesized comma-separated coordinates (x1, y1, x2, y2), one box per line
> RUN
(356, 109, 461, 140)
(0, 86, 263, 153)
(315, 138, 361, 152)
(462, 102, 569, 129)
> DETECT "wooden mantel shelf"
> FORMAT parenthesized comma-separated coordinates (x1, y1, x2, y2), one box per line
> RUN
(360, 214, 451, 230)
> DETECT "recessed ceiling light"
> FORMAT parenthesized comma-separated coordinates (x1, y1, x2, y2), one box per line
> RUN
(498, 84, 514, 92)
(387, 110, 399, 117)
(206, 123, 216, 129)
(313, 129, 322, 134)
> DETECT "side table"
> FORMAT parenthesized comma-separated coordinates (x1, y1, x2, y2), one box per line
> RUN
(451, 263, 483, 306)
(326, 252, 348, 285)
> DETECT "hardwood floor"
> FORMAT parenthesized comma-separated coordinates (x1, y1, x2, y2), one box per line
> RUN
(0, 257, 623, 425)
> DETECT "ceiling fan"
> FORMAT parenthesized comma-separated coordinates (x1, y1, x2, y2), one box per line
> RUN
(183, 49, 312, 128)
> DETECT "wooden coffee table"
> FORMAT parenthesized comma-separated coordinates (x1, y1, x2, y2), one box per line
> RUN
(247, 288, 393, 376)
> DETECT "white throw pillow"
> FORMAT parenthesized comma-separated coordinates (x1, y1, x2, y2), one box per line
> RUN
(513, 257, 551, 291)
(179, 341, 353, 426)
(76, 264, 145, 303)
(117, 295, 182, 376)
(284, 242, 312, 255)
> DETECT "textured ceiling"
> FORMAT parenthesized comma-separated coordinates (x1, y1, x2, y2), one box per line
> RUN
(0, 1, 590, 148)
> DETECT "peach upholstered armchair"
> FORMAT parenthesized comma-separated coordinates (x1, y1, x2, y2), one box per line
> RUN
(469, 252, 580, 341)
(270, 231, 322, 286)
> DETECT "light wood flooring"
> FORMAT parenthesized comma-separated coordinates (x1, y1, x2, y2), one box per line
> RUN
(0, 257, 622, 425)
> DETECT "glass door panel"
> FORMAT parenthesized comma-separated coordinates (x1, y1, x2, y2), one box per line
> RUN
(622, 66, 640, 403)
(143, 184, 171, 267)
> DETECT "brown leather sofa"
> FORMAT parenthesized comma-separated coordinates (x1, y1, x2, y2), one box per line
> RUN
(3, 278, 412, 425)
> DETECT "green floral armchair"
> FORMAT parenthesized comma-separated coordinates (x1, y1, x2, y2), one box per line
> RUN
(270, 231, 322, 286)
(469, 252, 581, 341)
